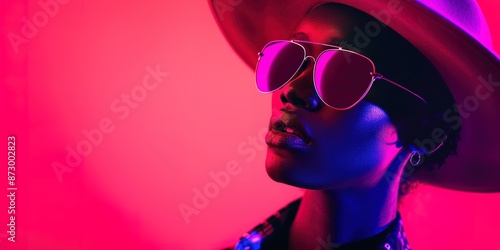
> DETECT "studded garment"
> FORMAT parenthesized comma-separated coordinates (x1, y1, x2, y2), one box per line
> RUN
(224, 199, 412, 250)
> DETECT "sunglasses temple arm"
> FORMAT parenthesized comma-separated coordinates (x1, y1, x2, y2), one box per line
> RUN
(376, 75, 429, 106)
(377, 74, 451, 155)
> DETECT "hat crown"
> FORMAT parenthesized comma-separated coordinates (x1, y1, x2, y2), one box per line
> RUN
(417, 0, 492, 49)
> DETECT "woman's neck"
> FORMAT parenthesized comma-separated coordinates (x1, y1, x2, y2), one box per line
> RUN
(287, 177, 400, 249)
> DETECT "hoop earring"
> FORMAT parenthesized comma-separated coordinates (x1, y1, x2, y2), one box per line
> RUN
(410, 151, 421, 166)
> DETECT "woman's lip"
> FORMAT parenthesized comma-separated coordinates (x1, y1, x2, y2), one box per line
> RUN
(265, 130, 312, 149)
(269, 113, 312, 144)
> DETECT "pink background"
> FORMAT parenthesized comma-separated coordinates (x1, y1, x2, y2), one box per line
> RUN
(1, 0, 500, 249)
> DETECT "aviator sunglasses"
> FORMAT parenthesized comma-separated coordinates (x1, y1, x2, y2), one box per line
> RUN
(255, 40, 428, 110)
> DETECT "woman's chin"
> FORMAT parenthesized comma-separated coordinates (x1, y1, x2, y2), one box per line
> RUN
(265, 159, 330, 190)
(265, 150, 301, 183)
(265, 154, 366, 190)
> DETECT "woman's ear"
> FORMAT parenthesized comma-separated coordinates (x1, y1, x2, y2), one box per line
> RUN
(405, 133, 447, 168)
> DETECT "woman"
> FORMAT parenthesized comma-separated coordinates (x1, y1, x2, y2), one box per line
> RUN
(209, 0, 500, 249)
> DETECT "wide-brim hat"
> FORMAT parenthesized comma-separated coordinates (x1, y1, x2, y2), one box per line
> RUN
(208, 0, 500, 192)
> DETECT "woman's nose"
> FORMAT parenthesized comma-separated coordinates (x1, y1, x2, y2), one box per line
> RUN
(280, 59, 322, 111)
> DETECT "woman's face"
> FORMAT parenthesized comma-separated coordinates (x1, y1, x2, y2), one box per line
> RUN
(264, 5, 404, 190)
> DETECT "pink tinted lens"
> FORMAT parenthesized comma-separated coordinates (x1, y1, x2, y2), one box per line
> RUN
(256, 41, 305, 92)
(314, 50, 375, 109)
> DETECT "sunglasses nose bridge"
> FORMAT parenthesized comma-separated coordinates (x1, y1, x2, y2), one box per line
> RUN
(304, 55, 316, 62)
(300, 55, 316, 75)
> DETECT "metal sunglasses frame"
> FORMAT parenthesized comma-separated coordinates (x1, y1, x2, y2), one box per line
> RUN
(256, 39, 428, 110)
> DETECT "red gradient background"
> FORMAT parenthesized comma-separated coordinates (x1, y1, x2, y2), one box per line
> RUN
(1, 0, 499, 249)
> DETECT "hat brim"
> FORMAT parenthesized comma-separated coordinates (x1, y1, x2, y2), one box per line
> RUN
(209, 0, 500, 192)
